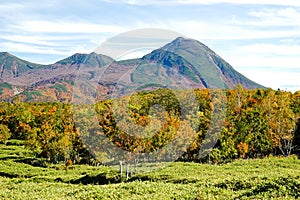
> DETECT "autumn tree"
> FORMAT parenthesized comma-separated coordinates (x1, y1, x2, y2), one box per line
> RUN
(0, 124, 11, 144)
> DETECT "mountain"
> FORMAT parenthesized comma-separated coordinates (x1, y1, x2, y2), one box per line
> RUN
(0, 37, 264, 102)
(0, 52, 43, 79)
(0, 52, 114, 101)
(55, 52, 113, 67)
(142, 37, 262, 89)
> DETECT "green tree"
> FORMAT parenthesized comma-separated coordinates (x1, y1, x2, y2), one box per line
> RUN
(265, 90, 296, 156)
(0, 124, 11, 144)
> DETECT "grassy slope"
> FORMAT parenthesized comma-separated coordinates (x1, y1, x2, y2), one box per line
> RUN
(0, 140, 300, 199)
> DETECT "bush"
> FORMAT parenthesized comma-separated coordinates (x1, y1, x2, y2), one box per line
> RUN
(0, 124, 11, 144)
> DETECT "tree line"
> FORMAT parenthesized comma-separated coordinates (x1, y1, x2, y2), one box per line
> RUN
(0, 86, 299, 164)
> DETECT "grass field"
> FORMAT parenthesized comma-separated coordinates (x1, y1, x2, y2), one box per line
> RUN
(0, 140, 300, 199)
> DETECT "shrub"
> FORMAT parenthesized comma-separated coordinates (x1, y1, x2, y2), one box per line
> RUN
(0, 124, 11, 144)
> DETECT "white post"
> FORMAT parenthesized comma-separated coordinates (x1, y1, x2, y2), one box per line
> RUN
(119, 161, 123, 177)
(126, 164, 129, 179)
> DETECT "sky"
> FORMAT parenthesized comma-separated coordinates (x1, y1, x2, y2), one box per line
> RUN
(0, 0, 300, 92)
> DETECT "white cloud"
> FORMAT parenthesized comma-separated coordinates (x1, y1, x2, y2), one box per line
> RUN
(116, 0, 300, 6)
(219, 43, 300, 71)
(1, 42, 71, 55)
(250, 7, 300, 18)
(0, 1, 57, 16)
(238, 43, 300, 57)
(0, 34, 108, 47)
(0, 35, 57, 47)
(177, 0, 300, 6)
(0, 1, 42, 10)
(161, 20, 300, 40)
(242, 7, 300, 27)
(0, 41, 93, 63)
(239, 67, 300, 92)
(227, 55, 300, 68)
(11, 20, 127, 34)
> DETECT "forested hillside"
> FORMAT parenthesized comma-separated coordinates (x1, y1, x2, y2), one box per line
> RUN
(0, 86, 299, 164)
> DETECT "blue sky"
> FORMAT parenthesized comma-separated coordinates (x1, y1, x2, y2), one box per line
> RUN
(1, 0, 300, 92)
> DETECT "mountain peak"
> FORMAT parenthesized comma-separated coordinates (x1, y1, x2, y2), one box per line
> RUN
(0, 52, 17, 58)
(0, 52, 9, 55)
(55, 52, 114, 66)
(172, 36, 186, 42)
(143, 37, 264, 89)
(163, 37, 211, 52)
(167, 37, 194, 46)
(0, 52, 43, 79)
(172, 36, 195, 42)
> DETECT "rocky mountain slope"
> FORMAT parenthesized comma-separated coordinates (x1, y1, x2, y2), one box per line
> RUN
(0, 37, 264, 102)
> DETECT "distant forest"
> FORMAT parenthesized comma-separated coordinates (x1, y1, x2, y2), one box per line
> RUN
(0, 85, 300, 164)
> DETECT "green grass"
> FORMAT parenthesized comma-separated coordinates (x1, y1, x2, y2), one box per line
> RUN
(0, 141, 300, 199)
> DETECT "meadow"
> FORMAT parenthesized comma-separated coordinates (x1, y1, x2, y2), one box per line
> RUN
(0, 140, 300, 199)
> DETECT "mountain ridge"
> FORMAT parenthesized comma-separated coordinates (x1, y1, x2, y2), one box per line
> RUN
(0, 37, 265, 102)
(0, 52, 44, 79)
